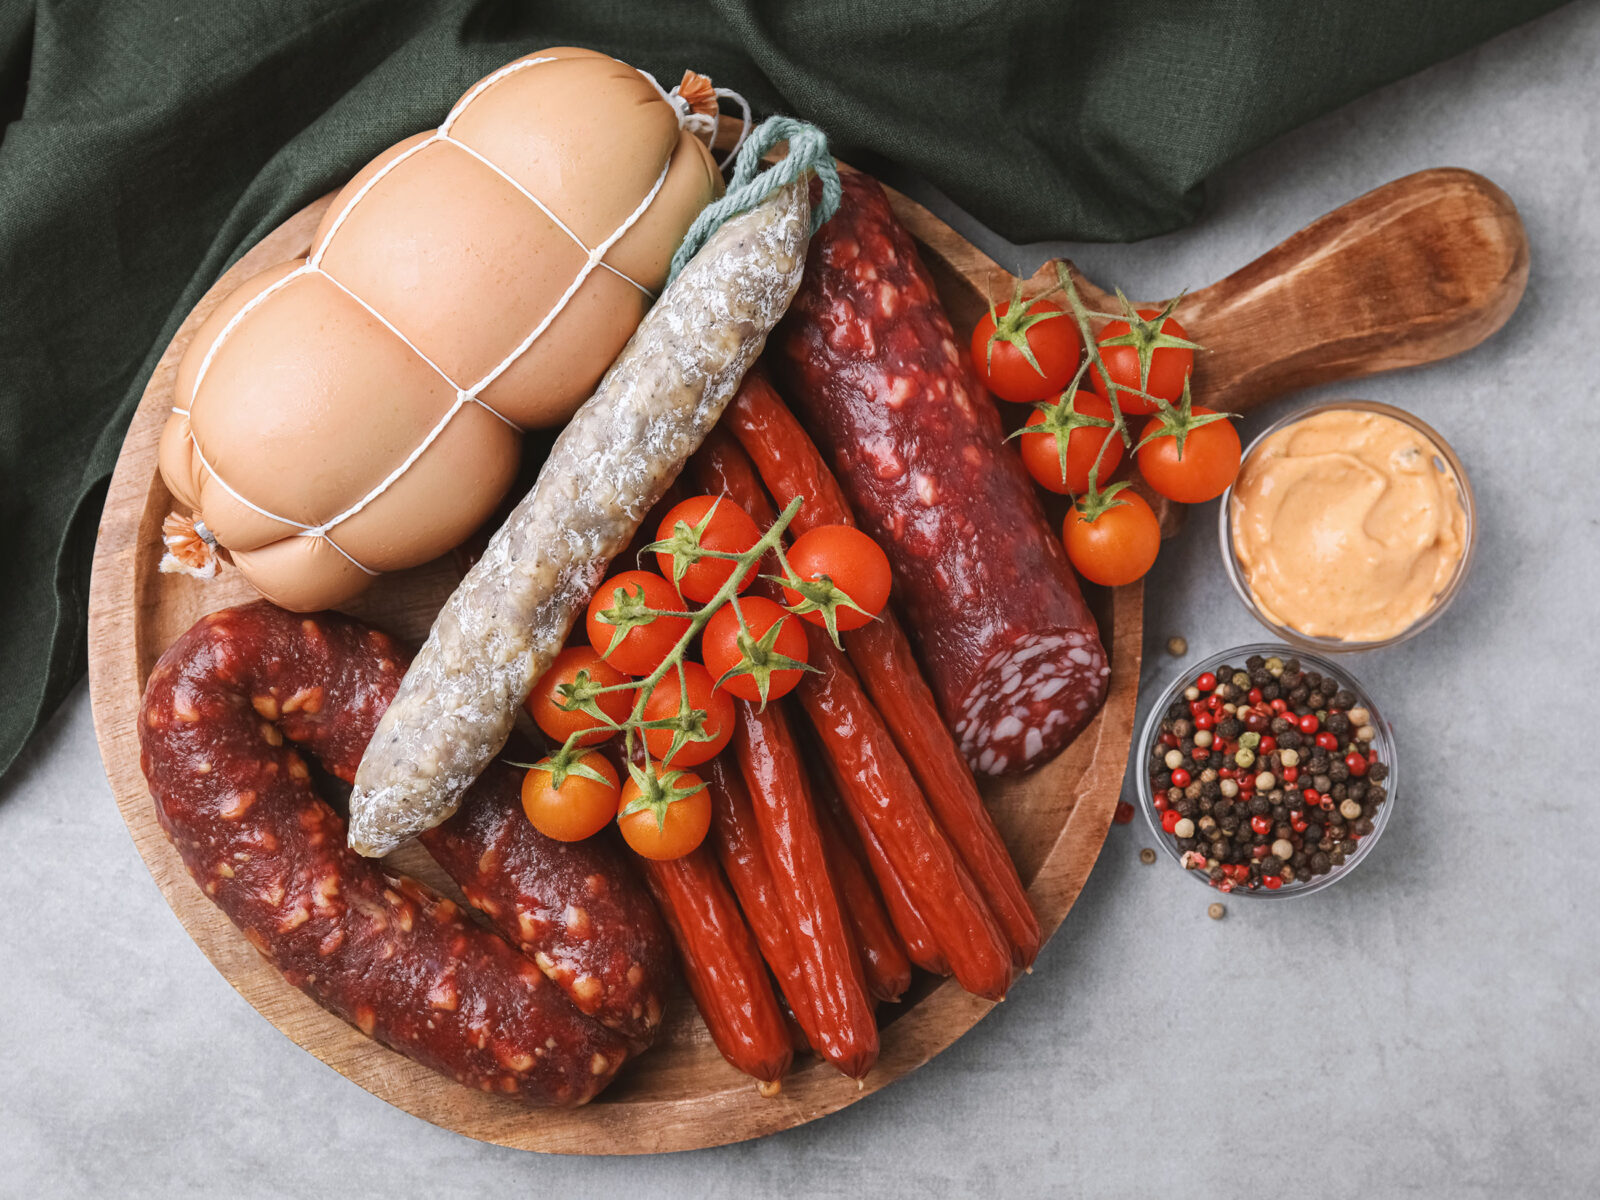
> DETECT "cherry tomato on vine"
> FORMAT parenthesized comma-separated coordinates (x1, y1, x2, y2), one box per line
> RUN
(1135, 406, 1241, 503)
(781, 525, 891, 632)
(617, 770, 711, 860)
(585, 570, 690, 676)
(1063, 490, 1161, 587)
(640, 661, 734, 766)
(652, 494, 762, 604)
(702, 596, 809, 703)
(970, 293, 1083, 404)
(523, 646, 634, 747)
(1017, 391, 1125, 495)
(1089, 308, 1195, 414)
(520, 752, 619, 842)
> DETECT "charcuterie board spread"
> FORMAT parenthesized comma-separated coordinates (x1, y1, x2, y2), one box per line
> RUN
(88, 48, 1526, 1154)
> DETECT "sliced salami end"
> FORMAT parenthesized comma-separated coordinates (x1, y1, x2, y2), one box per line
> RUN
(951, 629, 1111, 775)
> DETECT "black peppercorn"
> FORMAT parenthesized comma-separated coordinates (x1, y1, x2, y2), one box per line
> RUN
(1217, 717, 1243, 739)
(1327, 712, 1352, 737)
(1261, 682, 1281, 701)
(1261, 855, 1282, 874)
(1311, 851, 1332, 874)
(1277, 730, 1302, 750)
(1332, 689, 1356, 709)
(1341, 839, 1358, 855)
(1246, 655, 1266, 671)
(1249, 796, 1270, 816)
(1368, 761, 1389, 782)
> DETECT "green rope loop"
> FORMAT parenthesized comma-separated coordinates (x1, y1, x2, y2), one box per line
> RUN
(667, 115, 840, 284)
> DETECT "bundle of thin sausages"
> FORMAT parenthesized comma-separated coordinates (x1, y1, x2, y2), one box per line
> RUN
(629, 383, 1040, 1089)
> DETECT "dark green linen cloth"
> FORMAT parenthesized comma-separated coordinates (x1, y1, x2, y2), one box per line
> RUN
(0, 0, 1566, 781)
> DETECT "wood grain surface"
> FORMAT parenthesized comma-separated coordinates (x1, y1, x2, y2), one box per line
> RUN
(86, 164, 1524, 1154)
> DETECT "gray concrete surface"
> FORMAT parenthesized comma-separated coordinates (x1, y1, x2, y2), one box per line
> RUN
(3, 5, 1597, 1196)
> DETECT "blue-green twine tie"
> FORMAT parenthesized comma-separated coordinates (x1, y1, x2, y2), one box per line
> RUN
(667, 115, 840, 284)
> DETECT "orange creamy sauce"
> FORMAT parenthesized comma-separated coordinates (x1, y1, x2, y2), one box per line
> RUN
(1229, 409, 1467, 642)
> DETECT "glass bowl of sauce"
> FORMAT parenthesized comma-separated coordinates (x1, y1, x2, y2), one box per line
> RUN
(1218, 401, 1476, 651)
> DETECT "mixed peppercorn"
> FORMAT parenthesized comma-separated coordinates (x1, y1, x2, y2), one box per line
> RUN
(1148, 654, 1389, 893)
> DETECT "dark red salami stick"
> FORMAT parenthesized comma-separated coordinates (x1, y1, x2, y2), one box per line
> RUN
(774, 172, 1110, 777)
(796, 635, 1013, 1001)
(637, 846, 793, 1087)
(726, 374, 1042, 967)
(139, 603, 628, 1105)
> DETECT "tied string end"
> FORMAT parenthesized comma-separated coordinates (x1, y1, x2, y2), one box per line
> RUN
(666, 116, 840, 284)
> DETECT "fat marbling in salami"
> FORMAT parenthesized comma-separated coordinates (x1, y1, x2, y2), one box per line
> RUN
(138, 603, 633, 1103)
(775, 173, 1109, 775)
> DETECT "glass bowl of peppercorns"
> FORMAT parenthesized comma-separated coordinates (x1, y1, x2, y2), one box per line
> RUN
(1136, 645, 1396, 898)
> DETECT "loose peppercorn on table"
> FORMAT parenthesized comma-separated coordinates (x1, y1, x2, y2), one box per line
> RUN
(89, 146, 1525, 1149)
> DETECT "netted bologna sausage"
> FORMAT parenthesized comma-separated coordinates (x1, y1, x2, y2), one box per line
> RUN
(774, 172, 1110, 775)
(139, 603, 629, 1103)
(349, 180, 813, 857)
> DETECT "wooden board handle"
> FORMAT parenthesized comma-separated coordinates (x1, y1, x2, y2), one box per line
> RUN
(1066, 168, 1528, 414)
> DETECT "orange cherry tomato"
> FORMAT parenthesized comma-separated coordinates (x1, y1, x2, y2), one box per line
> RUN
(701, 596, 809, 703)
(520, 752, 620, 842)
(970, 296, 1083, 404)
(523, 646, 634, 747)
(653, 494, 763, 604)
(781, 525, 891, 632)
(585, 570, 690, 676)
(1136, 407, 1242, 503)
(1089, 308, 1194, 415)
(1018, 391, 1125, 495)
(1063, 490, 1161, 587)
(640, 661, 734, 766)
(617, 770, 711, 860)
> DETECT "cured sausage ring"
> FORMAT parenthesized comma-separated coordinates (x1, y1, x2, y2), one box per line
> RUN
(138, 601, 672, 1103)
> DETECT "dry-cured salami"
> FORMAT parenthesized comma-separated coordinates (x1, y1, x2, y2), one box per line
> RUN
(349, 181, 813, 856)
(774, 172, 1109, 776)
(139, 603, 631, 1104)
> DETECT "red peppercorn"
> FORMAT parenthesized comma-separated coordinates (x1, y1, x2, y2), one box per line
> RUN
(1161, 731, 1179, 748)
(1219, 767, 1235, 779)
(1162, 809, 1183, 833)
(1303, 787, 1320, 804)
(1292, 817, 1308, 833)
(1196, 672, 1217, 692)
(1207, 695, 1223, 711)
(1250, 815, 1272, 835)
(1270, 698, 1289, 714)
(1298, 713, 1319, 734)
(1263, 875, 1283, 890)
(1113, 800, 1135, 824)
(1320, 796, 1335, 812)
(1190, 700, 1208, 718)
(1248, 688, 1263, 704)
(1219, 880, 1234, 893)
(1194, 711, 1215, 731)
(1260, 736, 1277, 755)
(1316, 731, 1339, 751)
(1345, 752, 1368, 777)
(1281, 765, 1299, 784)
(1192, 854, 1207, 868)
(1252, 844, 1269, 859)
(1170, 768, 1192, 788)
(1153, 795, 1169, 812)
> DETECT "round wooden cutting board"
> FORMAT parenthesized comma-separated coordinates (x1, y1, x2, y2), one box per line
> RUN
(87, 157, 1526, 1153)
(85, 178, 1142, 1154)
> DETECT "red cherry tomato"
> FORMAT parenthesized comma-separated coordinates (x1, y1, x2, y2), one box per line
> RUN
(617, 771, 711, 860)
(1136, 407, 1241, 503)
(520, 752, 620, 842)
(523, 646, 634, 747)
(653, 494, 762, 604)
(781, 525, 891, 632)
(970, 296, 1083, 404)
(1017, 391, 1125, 495)
(585, 570, 690, 676)
(1062, 491, 1161, 587)
(640, 661, 734, 767)
(1090, 308, 1194, 414)
(702, 596, 809, 703)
